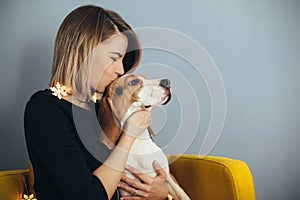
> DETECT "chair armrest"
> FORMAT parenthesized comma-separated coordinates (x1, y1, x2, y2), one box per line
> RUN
(0, 169, 29, 200)
(167, 154, 255, 200)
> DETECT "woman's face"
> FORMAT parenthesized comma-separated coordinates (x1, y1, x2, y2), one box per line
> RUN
(90, 33, 128, 93)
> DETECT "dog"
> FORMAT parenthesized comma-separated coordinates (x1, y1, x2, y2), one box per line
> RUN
(97, 74, 190, 199)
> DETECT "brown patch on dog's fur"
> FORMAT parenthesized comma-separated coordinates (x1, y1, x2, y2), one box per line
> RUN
(98, 91, 122, 144)
(98, 74, 145, 144)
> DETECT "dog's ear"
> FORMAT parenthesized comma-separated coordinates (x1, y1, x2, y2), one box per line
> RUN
(110, 85, 129, 121)
(98, 95, 111, 132)
(98, 95, 121, 127)
(107, 94, 122, 123)
(98, 95, 122, 144)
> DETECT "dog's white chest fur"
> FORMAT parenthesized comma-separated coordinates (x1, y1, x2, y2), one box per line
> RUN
(120, 130, 190, 199)
(124, 130, 169, 179)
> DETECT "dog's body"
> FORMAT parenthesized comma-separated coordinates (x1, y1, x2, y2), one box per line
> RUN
(98, 74, 190, 199)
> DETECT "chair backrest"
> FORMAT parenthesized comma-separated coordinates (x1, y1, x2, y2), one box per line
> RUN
(28, 162, 35, 194)
(167, 155, 256, 200)
(0, 169, 29, 200)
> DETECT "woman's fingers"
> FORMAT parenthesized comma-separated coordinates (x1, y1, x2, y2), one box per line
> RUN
(121, 174, 147, 191)
(124, 165, 153, 184)
(124, 111, 151, 137)
(118, 181, 147, 198)
(120, 164, 169, 200)
(129, 111, 151, 128)
(152, 160, 166, 178)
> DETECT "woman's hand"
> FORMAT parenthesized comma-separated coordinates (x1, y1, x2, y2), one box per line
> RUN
(123, 110, 151, 138)
(118, 161, 169, 200)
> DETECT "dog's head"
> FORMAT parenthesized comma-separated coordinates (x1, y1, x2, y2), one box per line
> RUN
(98, 74, 171, 132)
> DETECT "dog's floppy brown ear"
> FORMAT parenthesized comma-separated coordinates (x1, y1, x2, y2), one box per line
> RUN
(98, 95, 122, 145)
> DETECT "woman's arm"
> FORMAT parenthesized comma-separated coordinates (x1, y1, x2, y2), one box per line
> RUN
(93, 110, 151, 199)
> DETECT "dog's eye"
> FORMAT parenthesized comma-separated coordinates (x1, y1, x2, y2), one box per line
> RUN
(128, 79, 140, 86)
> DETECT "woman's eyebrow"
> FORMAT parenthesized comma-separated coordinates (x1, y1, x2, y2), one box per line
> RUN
(109, 52, 123, 57)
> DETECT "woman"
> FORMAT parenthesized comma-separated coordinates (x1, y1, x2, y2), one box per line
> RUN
(24, 5, 170, 200)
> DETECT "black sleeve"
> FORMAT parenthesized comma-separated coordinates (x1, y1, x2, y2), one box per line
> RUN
(24, 97, 109, 200)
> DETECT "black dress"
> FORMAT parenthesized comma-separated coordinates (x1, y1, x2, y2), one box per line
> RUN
(24, 89, 119, 200)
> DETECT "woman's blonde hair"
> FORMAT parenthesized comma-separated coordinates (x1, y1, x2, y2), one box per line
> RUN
(49, 5, 141, 101)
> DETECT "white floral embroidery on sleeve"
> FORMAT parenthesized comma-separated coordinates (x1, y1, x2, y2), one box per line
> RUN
(50, 82, 68, 99)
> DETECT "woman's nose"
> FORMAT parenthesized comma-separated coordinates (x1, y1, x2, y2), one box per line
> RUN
(116, 61, 125, 75)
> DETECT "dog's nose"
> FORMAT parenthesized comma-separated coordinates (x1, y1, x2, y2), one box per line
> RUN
(159, 79, 171, 89)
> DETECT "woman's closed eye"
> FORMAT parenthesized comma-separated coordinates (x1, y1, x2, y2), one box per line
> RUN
(110, 57, 118, 62)
(109, 52, 123, 62)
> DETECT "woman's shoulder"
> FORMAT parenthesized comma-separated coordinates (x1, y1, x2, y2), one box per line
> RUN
(25, 88, 70, 114)
(28, 88, 55, 103)
(24, 89, 76, 146)
(24, 89, 74, 132)
(26, 89, 52, 108)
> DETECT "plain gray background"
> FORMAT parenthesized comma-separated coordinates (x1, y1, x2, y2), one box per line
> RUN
(1, 1, 299, 199)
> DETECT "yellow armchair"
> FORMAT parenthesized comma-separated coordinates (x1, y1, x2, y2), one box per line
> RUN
(0, 155, 255, 200)
(168, 155, 255, 200)
(0, 169, 29, 200)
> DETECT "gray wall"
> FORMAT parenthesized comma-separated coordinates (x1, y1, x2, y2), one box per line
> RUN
(1, 1, 299, 199)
